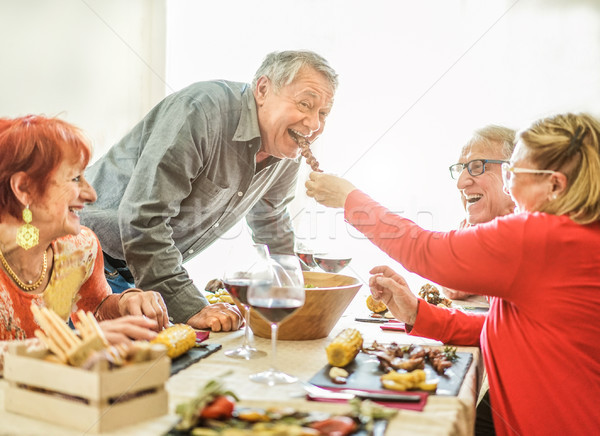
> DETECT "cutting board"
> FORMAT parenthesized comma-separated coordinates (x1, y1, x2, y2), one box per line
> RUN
(309, 350, 472, 396)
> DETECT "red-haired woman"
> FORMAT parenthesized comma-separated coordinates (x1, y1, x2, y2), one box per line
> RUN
(0, 115, 169, 371)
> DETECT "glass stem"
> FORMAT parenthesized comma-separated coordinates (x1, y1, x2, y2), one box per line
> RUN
(242, 305, 251, 348)
(270, 323, 278, 371)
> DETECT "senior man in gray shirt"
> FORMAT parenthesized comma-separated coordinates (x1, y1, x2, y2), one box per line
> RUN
(81, 50, 338, 331)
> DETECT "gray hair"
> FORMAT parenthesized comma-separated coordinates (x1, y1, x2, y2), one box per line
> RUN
(462, 125, 516, 159)
(251, 50, 338, 93)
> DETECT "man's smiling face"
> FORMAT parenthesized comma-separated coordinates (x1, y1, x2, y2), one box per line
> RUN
(254, 67, 334, 160)
(456, 141, 515, 225)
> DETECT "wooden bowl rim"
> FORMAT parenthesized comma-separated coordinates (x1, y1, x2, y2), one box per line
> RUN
(303, 271, 361, 291)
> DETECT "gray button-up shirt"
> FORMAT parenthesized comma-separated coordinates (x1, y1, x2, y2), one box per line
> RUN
(81, 80, 299, 323)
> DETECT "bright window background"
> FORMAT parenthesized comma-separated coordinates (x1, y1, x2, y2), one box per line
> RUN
(166, 0, 600, 291)
(1, 1, 599, 295)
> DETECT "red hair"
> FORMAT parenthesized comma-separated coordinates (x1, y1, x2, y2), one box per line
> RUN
(0, 115, 92, 221)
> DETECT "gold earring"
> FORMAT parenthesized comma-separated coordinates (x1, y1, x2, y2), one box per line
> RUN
(16, 205, 39, 250)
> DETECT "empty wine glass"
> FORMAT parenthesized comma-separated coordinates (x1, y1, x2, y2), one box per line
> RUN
(248, 254, 305, 385)
(221, 244, 270, 359)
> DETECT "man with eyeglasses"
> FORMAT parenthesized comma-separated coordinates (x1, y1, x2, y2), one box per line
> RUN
(443, 125, 516, 302)
(445, 125, 517, 436)
(449, 126, 516, 228)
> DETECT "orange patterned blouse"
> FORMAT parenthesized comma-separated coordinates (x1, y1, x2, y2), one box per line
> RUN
(0, 227, 112, 341)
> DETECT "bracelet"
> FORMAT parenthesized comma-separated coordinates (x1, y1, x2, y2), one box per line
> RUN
(94, 295, 114, 319)
(118, 288, 144, 301)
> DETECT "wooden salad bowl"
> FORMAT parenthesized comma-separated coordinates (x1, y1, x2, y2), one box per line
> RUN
(248, 271, 362, 340)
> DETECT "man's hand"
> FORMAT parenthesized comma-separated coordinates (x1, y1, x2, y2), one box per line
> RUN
(305, 171, 356, 208)
(369, 265, 419, 326)
(99, 316, 159, 345)
(186, 303, 243, 331)
(118, 289, 170, 331)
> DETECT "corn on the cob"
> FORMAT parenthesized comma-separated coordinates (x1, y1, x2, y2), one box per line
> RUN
(151, 324, 196, 358)
(325, 328, 363, 367)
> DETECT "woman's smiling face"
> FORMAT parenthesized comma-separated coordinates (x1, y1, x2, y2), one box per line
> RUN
(31, 155, 97, 241)
(504, 140, 556, 213)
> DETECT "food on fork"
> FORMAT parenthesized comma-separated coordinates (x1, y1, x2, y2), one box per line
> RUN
(366, 295, 388, 314)
(298, 137, 322, 172)
(418, 283, 453, 308)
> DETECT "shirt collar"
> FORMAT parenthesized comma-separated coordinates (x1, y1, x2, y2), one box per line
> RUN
(233, 84, 261, 143)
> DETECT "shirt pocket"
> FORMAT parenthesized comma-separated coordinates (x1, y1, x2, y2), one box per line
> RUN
(195, 176, 231, 202)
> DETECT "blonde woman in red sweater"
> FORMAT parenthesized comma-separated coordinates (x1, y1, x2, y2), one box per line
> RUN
(306, 112, 600, 436)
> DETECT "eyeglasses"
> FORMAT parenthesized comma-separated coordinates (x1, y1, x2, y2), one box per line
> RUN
(501, 163, 558, 186)
(448, 159, 508, 180)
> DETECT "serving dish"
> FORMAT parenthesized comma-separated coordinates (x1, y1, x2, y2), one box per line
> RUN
(249, 271, 361, 340)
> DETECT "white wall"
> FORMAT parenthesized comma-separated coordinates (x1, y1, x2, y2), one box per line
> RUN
(0, 0, 166, 161)
(2, 0, 600, 293)
(166, 0, 600, 290)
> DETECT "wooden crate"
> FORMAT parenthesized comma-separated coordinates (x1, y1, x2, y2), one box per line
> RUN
(4, 342, 170, 433)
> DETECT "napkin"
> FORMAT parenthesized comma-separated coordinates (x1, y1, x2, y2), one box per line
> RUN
(195, 331, 210, 342)
(307, 387, 427, 411)
(380, 322, 406, 331)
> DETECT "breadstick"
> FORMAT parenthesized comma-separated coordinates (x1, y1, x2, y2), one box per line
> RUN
(41, 307, 79, 350)
(35, 330, 68, 363)
(32, 304, 80, 354)
(83, 310, 109, 347)
(74, 310, 93, 337)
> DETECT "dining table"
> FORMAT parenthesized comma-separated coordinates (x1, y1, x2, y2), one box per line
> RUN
(0, 282, 484, 436)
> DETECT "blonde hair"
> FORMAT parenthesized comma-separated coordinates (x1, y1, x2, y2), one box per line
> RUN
(519, 113, 600, 224)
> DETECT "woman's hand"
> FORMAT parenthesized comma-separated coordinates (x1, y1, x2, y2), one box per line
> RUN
(99, 316, 159, 345)
(442, 287, 472, 300)
(305, 172, 357, 208)
(186, 303, 243, 332)
(118, 289, 169, 331)
(369, 266, 419, 326)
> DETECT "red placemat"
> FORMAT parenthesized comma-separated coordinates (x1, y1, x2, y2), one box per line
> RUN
(307, 387, 428, 411)
(380, 322, 405, 331)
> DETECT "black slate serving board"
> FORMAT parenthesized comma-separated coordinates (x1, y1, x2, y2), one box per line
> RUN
(309, 350, 473, 396)
(170, 343, 222, 376)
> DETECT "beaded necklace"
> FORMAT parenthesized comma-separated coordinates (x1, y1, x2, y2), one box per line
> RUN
(0, 246, 48, 291)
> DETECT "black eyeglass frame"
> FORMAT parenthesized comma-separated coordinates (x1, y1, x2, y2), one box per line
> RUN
(448, 159, 508, 180)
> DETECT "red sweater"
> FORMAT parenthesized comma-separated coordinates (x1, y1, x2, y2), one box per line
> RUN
(346, 190, 600, 436)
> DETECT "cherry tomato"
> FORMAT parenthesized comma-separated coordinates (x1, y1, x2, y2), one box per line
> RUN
(310, 416, 357, 436)
(199, 395, 235, 420)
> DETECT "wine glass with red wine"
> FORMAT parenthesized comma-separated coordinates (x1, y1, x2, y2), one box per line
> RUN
(314, 254, 352, 273)
(295, 242, 318, 271)
(222, 244, 270, 359)
(248, 254, 305, 385)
